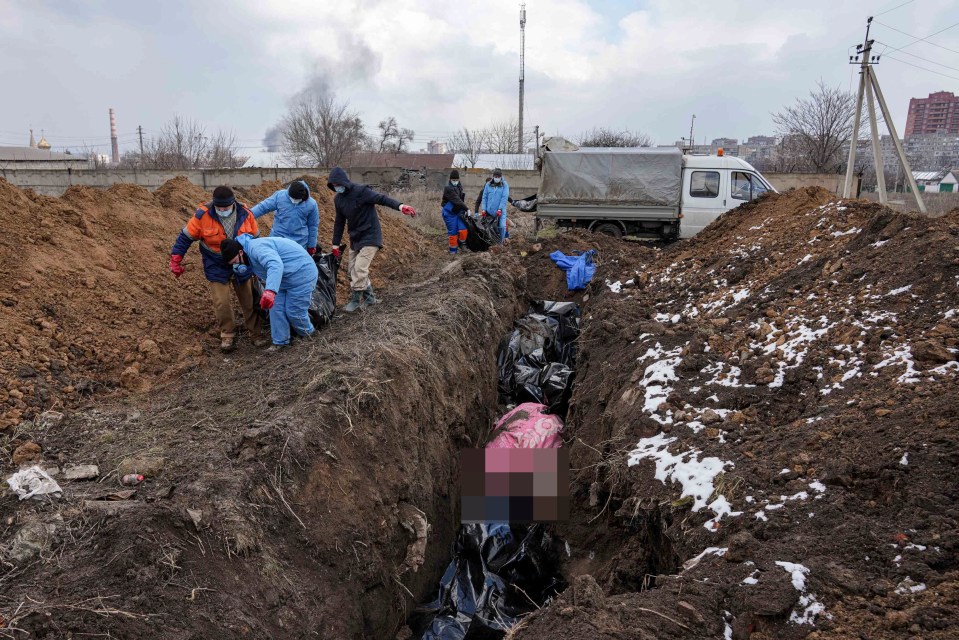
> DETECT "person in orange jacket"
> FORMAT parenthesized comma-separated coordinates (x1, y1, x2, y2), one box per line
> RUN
(169, 186, 267, 352)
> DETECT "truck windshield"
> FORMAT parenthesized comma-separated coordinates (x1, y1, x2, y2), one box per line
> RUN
(731, 172, 770, 201)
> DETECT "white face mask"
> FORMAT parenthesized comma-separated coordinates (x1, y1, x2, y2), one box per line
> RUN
(492, 177, 502, 184)
(334, 186, 346, 194)
(215, 206, 234, 217)
(290, 198, 303, 205)
(450, 180, 459, 186)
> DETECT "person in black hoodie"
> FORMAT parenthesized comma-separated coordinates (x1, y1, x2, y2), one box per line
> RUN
(327, 167, 417, 312)
(441, 169, 470, 254)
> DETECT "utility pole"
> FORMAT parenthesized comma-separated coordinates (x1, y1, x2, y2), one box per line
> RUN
(843, 17, 925, 212)
(518, 3, 526, 153)
(688, 114, 696, 152)
(138, 125, 144, 156)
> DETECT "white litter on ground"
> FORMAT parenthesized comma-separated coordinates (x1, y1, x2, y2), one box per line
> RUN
(606, 280, 623, 293)
(900, 453, 909, 466)
(6, 466, 63, 501)
(886, 285, 913, 297)
(775, 561, 827, 625)
(628, 433, 735, 529)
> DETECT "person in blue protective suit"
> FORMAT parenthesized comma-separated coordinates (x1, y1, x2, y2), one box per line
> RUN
(441, 169, 470, 254)
(219, 235, 318, 349)
(327, 167, 417, 312)
(480, 167, 510, 243)
(250, 180, 320, 253)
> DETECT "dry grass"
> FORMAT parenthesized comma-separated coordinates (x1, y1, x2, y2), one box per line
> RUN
(384, 187, 446, 235)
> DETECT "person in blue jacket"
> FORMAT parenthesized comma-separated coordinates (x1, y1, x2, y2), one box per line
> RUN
(480, 168, 510, 243)
(219, 234, 319, 349)
(327, 167, 417, 312)
(250, 180, 320, 254)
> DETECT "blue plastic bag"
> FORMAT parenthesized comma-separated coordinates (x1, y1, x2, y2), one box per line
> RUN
(549, 250, 596, 291)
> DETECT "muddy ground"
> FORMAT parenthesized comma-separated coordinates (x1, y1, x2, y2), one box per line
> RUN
(2, 181, 958, 639)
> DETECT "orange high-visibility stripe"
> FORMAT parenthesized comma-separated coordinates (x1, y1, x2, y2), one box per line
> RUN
(458, 229, 468, 242)
(448, 235, 458, 249)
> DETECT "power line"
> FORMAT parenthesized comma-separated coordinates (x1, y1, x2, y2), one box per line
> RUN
(875, 0, 916, 17)
(875, 41, 959, 72)
(874, 19, 959, 55)
(883, 54, 959, 81)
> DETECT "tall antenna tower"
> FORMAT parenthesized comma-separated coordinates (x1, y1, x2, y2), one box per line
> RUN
(518, 3, 526, 153)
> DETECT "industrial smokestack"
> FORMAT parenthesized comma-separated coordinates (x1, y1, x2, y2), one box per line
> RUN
(109, 108, 119, 165)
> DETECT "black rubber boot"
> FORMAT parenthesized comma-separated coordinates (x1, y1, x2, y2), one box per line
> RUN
(343, 290, 363, 313)
(360, 285, 377, 308)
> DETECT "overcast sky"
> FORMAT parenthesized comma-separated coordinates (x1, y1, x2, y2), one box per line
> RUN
(2, 0, 958, 155)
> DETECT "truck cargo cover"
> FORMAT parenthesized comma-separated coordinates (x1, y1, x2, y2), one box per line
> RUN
(538, 147, 683, 207)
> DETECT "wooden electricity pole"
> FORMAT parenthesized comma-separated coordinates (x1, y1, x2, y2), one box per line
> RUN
(843, 17, 926, 213)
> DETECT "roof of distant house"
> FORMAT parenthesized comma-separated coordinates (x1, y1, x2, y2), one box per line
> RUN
(0, 146, 83, 161)
(242, 150, 454, 170)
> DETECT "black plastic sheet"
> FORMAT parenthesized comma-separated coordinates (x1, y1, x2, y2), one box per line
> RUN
(308, 251, 340, 327)
(412, 524, 566, 639)
(464, 215, 502, 252)
(511, 194, 537, 212)
(251, 251, 340, 328)
(497, 302, 581, 415)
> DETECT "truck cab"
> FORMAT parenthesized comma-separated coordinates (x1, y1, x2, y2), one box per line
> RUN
(680, 154, 774, 237)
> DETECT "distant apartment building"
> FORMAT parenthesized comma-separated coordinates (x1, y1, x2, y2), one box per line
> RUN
(904, 91, 959, 137)
(426, 140, 448, 154)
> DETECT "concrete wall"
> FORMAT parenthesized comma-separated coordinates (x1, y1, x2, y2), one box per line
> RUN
(0, 166, 843, 201)
(763, 173, 849, 194)
(0, 167, 406, 196)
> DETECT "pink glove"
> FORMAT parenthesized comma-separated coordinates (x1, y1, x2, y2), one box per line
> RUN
(332, 247, 342, 259)
(496, 210, 503, 218)
(260, 290, 276, 310)
(169, 254, 185, 278)
(307, 247, 317, 256)
(399, 204, 417, 218)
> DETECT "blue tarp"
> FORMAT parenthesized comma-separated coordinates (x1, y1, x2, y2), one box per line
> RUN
(549, 250, 596, 291)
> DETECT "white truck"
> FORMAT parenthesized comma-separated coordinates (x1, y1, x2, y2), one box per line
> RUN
(533, 144, 776, 240)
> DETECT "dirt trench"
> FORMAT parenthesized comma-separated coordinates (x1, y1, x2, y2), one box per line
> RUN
(0, 252, 530, 639)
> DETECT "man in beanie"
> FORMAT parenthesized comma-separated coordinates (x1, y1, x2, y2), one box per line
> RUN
(441, 169, 470, 255)
(327, 167, 417, 312)
(170, 186, 266, 352)
(251, 180, 321, 253)
(220, 235, 318, 349)
(480, 168, 510, 244)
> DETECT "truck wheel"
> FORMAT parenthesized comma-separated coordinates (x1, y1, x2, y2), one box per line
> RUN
(594, 223, 623, 239)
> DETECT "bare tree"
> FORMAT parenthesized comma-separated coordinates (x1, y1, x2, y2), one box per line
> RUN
(375, 116, 414, 154)
(577, 128, 653, 147)
(279, 91, 366, 167)
(771, 81, 863, 173)
(486, 119, 533, 153)
(205, 130, 243, 168)
(448, 128, 488, 168)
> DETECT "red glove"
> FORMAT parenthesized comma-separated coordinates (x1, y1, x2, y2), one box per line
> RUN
(399, 204, 417, 218)
(332, 247, 342, 259)
(260, 290, 276, 310)
(307, 247, 317, 256)
(169, 254, 185, 278)
(496, 210, 503, 218)
(480, 210, 488, 218)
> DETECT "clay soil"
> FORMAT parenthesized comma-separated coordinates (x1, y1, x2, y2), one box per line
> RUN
(3, 181, 959, 640)
(511, 188, 959, 639)
(0, 176, 440, 431)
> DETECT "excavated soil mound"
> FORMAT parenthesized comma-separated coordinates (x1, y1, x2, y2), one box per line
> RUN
(0, 179, 211, 429)
(0, 176, 440, 431)
(153, 176, 209, 214)
(514, 187, 959, 638)
(0, 251, 526, 639)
